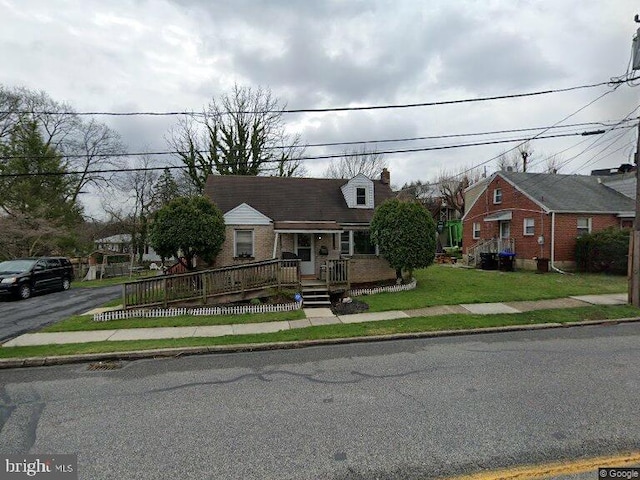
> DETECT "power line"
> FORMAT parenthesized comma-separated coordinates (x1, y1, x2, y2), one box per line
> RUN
(0, 130, 611, 178)
(1, 121, 631, 162)
(1, 78, 638, 117)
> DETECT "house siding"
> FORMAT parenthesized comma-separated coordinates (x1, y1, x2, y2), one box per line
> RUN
(210, 225, 275, 268)
(463, 174, 628, 271)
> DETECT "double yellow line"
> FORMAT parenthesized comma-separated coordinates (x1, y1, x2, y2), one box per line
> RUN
(442, 451, 640, 480)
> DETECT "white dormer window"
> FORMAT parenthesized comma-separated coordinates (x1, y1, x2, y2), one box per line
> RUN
(341, 173, 374, 209)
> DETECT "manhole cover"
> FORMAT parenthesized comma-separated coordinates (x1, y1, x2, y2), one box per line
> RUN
(87, 361, 123, 371)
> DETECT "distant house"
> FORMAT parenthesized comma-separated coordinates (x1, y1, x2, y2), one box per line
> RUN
(462, 171, 634, 271)
(204, 169, 397, 284)
(94, 234, 162, 262)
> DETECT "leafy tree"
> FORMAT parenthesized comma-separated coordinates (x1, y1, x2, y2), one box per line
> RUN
(149, 196, 225, 270)
(0, 85, 126, 202)
(0, 120, 81, 222)
(324, 146, 387, 179)
(0, 120, 83, 257)
(151, 167, 181, 211)
(167, 84, 305, 192)
(370, 199, 436, 279)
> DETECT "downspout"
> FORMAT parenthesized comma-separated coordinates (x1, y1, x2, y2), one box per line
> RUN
(272, 232, 280, 259)
(550, 212, 567, 274)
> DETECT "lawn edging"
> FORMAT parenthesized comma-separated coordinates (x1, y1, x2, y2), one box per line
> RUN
(351, 278, 416, 297)
(94, 301, 302, 322)
(2, 316, 638, 369)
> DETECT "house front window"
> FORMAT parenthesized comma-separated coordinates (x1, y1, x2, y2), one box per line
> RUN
(356, 187, 367, 205)
(577, 217, 592, 236)
(235, 229, 254, 257)
(472, 222, 481, 240)
(493, 188, 502, 204)
(523, 218, 535, 236)
(340, 232, 350, 255)
(353, 231, 376, 255)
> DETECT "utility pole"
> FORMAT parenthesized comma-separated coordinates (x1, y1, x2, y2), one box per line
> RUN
(629, 15, 640, 307)
(521, 150, 529, 173)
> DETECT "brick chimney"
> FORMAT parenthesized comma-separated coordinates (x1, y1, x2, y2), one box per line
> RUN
(380, 168, 390, 185)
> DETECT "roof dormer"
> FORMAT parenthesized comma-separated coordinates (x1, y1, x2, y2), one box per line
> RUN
(341, 173, 374, 209)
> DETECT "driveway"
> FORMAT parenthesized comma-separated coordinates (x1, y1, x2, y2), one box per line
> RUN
(0, 285, 121, 343)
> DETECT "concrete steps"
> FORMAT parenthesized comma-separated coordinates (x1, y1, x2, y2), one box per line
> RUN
(301, 282, 331, 307)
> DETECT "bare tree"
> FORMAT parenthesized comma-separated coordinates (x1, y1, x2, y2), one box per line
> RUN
(103, 155, 159, 262)
(496, 141, 534, 172)
(166, 84, 305, 192)
(437, 166, 483, 217)
(324, 146, 387, 179)
(0, 213, 69, 260)
(542, 154, 563, 173)
(0, 85, 126, 203)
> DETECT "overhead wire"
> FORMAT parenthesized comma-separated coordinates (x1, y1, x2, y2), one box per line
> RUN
(1, 77, 638, 117)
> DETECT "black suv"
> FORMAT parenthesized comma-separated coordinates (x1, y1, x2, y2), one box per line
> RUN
(0, 257, 74, 300)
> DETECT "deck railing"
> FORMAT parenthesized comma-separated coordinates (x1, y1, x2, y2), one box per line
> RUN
(122, 259, 301, 309)
(325, 259, 350, 289)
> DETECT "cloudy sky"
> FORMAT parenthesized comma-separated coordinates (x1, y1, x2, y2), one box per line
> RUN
(1, 0, 639, 215)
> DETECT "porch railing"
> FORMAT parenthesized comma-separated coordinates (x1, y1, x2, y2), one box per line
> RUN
(325, 258, 350, 289)
(122, 259, 300, 309)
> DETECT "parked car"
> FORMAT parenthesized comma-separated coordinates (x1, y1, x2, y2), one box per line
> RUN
(0, 257, 74, 300)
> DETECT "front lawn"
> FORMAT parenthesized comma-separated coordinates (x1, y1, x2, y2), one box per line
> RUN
(2, 304, 637, 359)
(362, 266, 628, 312)
(41, 309, 305, 332)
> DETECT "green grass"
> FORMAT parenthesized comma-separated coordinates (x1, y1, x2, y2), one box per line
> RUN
(41, 309, 305, 332)
(73, 272, 156, 288)
(362, 266, 628, 312)
(2, 305, 637, 359)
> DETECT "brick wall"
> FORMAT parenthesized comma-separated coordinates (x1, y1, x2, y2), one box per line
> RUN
(210, 225, 275, 268)
(463, 174, 628, 271)
(349, 255, 396, 283)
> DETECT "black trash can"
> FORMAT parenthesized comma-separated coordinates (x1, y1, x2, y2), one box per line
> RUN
(536, 257, 549, 273)
(480, 252, 498, 270)
(498, 252, 516, 271)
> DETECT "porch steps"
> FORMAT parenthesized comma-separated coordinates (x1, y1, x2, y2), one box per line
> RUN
(301, 283, 331, 307)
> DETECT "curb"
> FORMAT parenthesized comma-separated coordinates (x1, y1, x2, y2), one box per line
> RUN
(0, 316, 638, 369)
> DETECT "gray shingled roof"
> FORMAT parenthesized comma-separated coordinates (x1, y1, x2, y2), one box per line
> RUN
(204, 175, 395, 224)
(499, 171, 635, 213)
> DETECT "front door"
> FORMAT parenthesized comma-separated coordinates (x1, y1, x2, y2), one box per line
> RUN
(499, 221, 511, 249)
(296, 233, 315, 276)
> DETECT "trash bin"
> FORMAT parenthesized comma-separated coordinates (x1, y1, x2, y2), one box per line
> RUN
(498, 252, 516, 271)
(480, 252, 498, 270)
(536, 257, 549, 273)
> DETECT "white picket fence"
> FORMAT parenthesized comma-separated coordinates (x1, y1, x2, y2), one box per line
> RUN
(350, 278, 417, 297)
(94, 301, 302, 322)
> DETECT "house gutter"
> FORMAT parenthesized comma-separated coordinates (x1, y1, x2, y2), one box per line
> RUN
(550, 212, 567, 274)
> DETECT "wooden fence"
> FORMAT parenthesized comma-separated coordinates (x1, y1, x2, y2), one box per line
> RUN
(122, 259, 301, 309)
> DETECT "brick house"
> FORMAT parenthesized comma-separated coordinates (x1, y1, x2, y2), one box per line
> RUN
(204, 169, 397, 284)
(462, 171, 634, 271)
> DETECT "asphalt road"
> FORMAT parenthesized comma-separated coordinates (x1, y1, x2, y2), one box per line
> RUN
(0, 285, 121, 342)
(0, 323, 638, 479)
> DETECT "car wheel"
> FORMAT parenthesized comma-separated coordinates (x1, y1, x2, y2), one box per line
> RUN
(61, 277, 71, 291)
(18, 284, 31, 300)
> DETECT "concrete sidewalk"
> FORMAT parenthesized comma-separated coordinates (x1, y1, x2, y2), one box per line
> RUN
(1, 293, 629, 348)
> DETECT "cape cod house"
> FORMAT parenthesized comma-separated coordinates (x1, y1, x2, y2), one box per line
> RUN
(462, 171, 635, 271)
(204, 169, 397, 287)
